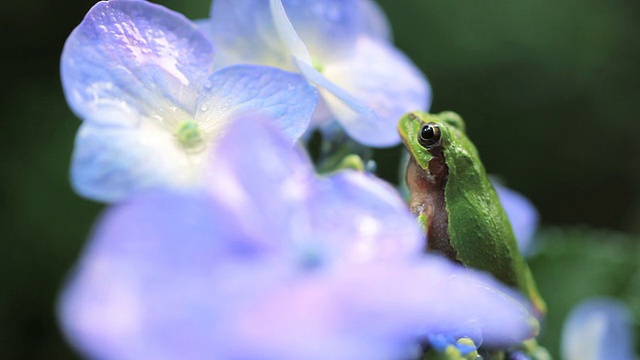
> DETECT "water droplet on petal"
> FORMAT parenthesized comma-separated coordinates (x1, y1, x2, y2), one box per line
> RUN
(203, 80, 212, 89)
(220, 98, 232, 111)
(200, 104, 208, 112)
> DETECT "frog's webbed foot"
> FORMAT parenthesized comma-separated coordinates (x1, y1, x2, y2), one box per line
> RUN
(423, 335, 480, 360)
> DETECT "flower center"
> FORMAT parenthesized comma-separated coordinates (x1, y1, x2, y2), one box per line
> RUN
(175, 120, 205, 152)
(312, 57, 324, 73)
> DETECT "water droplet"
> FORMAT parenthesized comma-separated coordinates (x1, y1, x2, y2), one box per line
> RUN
(200, 104, 208, 112)
(203, 80, 212, 89)
(220, 98, 232, 111)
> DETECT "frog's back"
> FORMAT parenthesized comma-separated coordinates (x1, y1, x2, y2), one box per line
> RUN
(443, 127, 546, 315)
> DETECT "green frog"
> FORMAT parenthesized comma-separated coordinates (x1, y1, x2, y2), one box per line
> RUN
(398, 111, 549, 359)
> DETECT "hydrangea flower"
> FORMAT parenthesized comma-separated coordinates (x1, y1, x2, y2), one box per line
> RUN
(206, 0, 431, 147)
(61, 0, 318, 202)
(59, 117, 537, 360)
(562, 297, 636, 360)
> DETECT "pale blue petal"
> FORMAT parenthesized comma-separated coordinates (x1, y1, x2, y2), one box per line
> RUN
(61, 0, 214, 125)
(58, 191, 290, 360)
(294, 56, 383, 139)
(312, 170, 423, 264)
(494, 183, 539, 256)
(210, 0, 367, 68)
(196, 65, 318, 140)
(356, 0, 392, 41)
(193, 18, 212, 42)
(323, 36, 431, 147)
(562, 298, 635, 360)
(70, 122, 198, 203)
(272, 0, 361, 62)
(209, 0, 289, 69)
(269, 0, 313, 65)
(328, 258, 536, 348)
(204, 116, 316, 252)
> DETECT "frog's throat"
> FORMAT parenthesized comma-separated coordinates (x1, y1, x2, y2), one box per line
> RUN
(406, 149, 458, 261)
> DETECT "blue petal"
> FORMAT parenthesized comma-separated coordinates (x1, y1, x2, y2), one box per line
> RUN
(357, 0, 392, 41)
(561, 297, 635, 360)
(61, 0, 214, 125)
(210, 0, 363, 69)
(196, 65, 318, 140)
(493, 183, 539, 256)
(58, 190, 289, 360)
(70, 122, 202, 203)
(323, 37, 431, 147)
(274, 0, 361, 62)
(269, 0, 314, 65)
(325, 258, 536, 348)
(312, 170, 422, 264)
(204, 116, 316, 251)
(209, 0, 290, 69)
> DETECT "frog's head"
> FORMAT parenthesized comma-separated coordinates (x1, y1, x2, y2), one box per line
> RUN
(398, 111, 469, 170)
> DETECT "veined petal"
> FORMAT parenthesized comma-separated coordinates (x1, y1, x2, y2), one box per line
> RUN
(71, 122, 203, 203)
(196, 65, 318, 141)
(61, 0, 214, 125)
(209, 0, 290, 69)
(324, 36, 431, 147)
(270, 0, 361, 63)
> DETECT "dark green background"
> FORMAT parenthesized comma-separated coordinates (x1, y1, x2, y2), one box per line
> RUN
(1, 0, 638, 358)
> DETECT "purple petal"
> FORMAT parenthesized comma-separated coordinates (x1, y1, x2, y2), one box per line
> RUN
(70, 122, 204, 202)
(561, 298, 635, 360)
(494, 183, 539, 255)
(327, 259, 537, 347)
(204, 116, 316, 252)
(210, 259, 536, 360)
(59, 191, 291, 360)
(323, 36, 431, 146)
(61, 194, 534, 359)
(61, 0, 214, 124)
(196, 65, 318, 140)
(312, 171, 422, 264)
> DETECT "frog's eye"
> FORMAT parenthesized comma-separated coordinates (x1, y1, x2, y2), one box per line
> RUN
(418, 122, 442, 148)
